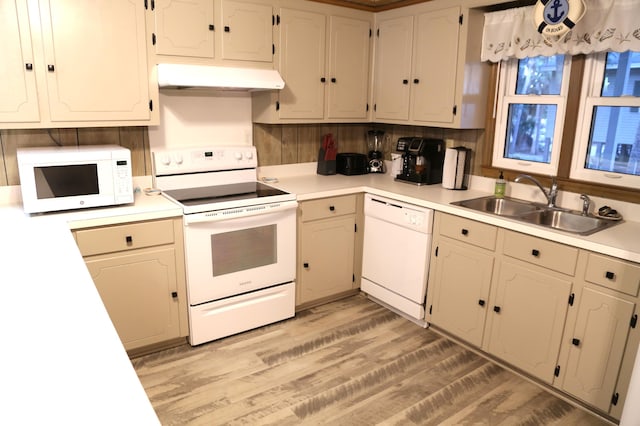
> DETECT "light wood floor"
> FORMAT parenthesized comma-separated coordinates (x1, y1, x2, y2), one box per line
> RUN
(132, 294, 610, 425)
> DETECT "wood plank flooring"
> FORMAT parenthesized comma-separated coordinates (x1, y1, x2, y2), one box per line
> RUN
(132, 295, 611, 425)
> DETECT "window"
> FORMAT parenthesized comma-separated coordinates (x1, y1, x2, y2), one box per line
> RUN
(493, 55, 571, 175)
(570, 51, 640, 190)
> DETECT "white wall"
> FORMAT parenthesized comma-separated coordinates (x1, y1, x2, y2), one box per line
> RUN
(148, 90, 253, 151)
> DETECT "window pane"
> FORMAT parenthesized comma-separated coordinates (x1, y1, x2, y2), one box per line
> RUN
(601, 52, 640, 97)
(585, 106, 640, 175)
(516, 55, 565, 95)
(505, 103, 557, 164)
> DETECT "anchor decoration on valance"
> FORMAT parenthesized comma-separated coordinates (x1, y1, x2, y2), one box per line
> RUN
(534, 0, 586, 40)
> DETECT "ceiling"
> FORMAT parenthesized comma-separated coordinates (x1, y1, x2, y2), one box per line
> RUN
(311, 0, 431, 11)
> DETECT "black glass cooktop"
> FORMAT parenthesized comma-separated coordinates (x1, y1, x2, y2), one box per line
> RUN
(163, 182, 288, 207)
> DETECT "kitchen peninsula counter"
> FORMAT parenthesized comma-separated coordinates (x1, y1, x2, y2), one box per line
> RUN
(259, 163, 640, 264)
(0, 210, 160, 425)
(0, 177, 180, 425)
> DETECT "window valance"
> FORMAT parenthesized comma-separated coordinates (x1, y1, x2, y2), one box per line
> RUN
(481, 0, 640, 62)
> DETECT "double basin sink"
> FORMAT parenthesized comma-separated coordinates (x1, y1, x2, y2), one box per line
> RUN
(451, 196, 621, 236)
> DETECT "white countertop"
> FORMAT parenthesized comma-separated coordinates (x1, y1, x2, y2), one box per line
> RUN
(1, 176, 183, 229)
(0, 177, 181, 425)
(0, 211, 160, 425)
(259, 163, 640, 264)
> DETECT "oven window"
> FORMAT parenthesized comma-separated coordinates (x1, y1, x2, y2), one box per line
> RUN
(211, 225, 277, 276)
(33, 164, 99, 199)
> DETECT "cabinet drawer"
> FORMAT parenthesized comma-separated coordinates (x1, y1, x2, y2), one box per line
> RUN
(75, 219, 175, 256)
(439, 214, 497, 251)
(300, 195, 357, 222)
(502, 230, 578, 276)
(584, 253, 640, 297)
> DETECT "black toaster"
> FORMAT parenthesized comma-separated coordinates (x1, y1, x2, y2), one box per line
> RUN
(336, 153, 369, 175)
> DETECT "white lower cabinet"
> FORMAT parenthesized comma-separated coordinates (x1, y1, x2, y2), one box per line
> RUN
(483, 230, 577, 384)
(74, 218, 188, 352)
(84, 248, 182, 350)
(427, 212, 640, 421)
(427, 213, 496, 347)
(484, 260, 572, 384)
(558, 286, 634, 412)
(296, 195, 362, 309)
(555, 252, 640, 419)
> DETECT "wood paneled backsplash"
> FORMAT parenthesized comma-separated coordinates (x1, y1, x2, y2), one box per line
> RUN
(253, 123, 485, 175)
(0, 127, 151, 186)
(0, 124, 483, 186)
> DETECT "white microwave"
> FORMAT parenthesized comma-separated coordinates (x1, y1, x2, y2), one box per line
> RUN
(17, 145, 134, 214)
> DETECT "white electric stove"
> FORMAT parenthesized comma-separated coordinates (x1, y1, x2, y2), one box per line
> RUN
(152, 146, 297, 346)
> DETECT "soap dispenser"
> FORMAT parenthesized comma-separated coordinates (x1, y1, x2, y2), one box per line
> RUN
(495, 171, 506, 198)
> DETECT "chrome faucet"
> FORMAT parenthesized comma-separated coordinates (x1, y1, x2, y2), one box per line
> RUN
(514, 174, 558, 208)
(580, 194, 591, 216)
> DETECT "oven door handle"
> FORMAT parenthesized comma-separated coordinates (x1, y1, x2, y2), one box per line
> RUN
(183, 200, 298, 225)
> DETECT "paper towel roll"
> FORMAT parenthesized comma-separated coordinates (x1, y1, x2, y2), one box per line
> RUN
(442, 147, 469, 190)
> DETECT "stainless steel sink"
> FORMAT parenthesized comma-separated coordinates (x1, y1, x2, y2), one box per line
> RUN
(517, 209, 619, 235)
(452, 196, 543, 217)
(452, 196, 621, 236)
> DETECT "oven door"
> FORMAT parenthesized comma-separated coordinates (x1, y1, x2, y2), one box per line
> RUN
(183, 201, 297, 305)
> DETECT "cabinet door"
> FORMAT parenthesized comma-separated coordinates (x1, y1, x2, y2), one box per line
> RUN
(325, 15, 370, 119)
(39, 0, 150, 122)
(561, 287, 634, 412)
(298, 216, 355, 306)
(428, 238, 494, 347)
(0, 0, 39, 123)
(221, 0, 272, 62)
(411, 7, 460, 124)
(278, 8, 325, 119)
(85, 247, 181, 351)
(154, 0, 215, 58)
(486, 260, 572, 383)
(373, 15, 412, 121)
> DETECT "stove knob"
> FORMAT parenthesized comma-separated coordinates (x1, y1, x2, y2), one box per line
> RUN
(234, 152, 243, 160)
(173, 153, 184, 165)
(245, 150, 254, 160)
(161, 154, 171, 166)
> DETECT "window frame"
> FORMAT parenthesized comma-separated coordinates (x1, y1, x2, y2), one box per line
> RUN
(570, 52, 640, 190)
(482, 57, 640, 205)
(492, 55, 572, 176)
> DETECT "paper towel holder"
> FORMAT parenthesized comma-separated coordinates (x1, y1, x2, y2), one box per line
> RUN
(442, 147, 471, 190)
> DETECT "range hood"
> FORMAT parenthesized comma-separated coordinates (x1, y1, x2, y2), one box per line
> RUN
(157, 63, 285, 91)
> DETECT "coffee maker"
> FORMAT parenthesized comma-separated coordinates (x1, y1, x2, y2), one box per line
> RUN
(395, 137, 445, 185)
(366, 130, 386, 173)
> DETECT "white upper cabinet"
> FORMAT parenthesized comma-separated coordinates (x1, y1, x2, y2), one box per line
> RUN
(278, 8, 326, 119)
(41, 0, 151, 122)
(373, 5, 489, 128)
(325, 15, 371, 120)
(152, 0, 273, 65)
(0, 0, 40, 123)
(372, 15, 413, 121)
(1, 0, 157, 129)
(252, 2, 372, 124)
(221, 0, 272, 62)
(154, 0, 215, 58)
(410, 7, 460, 123)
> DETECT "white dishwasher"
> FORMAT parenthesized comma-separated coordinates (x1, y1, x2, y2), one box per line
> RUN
(361, 194, 434, 326)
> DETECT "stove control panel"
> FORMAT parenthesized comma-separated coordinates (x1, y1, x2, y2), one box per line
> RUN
(153, 146, 258, 176)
